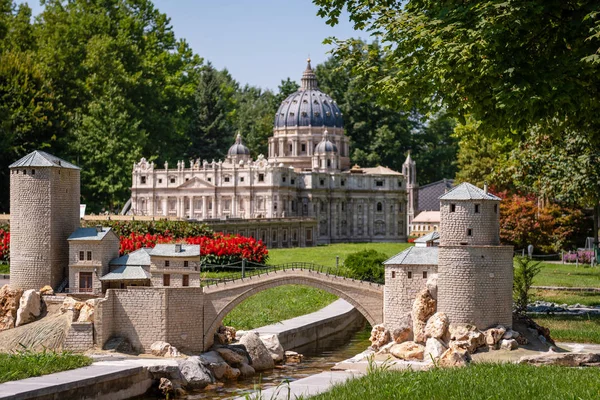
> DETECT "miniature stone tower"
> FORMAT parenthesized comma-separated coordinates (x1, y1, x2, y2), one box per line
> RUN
(437, 182, 513, 329)
(402, 152, 418, 236)
(9, 151, 80, 290)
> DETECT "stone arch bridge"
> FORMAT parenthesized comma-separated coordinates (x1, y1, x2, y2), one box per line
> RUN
(95, 267, 384, 353)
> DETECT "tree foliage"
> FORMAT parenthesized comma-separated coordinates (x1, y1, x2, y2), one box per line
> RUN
(513, 256, 541, 314)
(344, 249, 388, 283)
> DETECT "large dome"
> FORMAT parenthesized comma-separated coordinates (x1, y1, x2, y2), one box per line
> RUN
(274, 59, 343, 128)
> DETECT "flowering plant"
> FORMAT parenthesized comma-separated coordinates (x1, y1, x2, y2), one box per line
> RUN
(0, 228, 9, 261)
(563, 250, 595, 264)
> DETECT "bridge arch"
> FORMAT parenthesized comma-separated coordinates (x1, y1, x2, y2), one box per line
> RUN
(202, 270, 383, 349)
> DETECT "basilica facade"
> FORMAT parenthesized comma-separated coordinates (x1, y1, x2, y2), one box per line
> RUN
(130, 60, 416, 245)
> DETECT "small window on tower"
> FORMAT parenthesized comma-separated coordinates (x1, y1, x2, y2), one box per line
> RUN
(31, 169, 35, 175)
(467, 228, 473, 236)
(474, 204, 480, 213)
(391, 271, 396, 279)
(451, 204, 456, 212)
(23, 170, 26, 175)
(79, 251, 84, 261)
(141, 176, 146, 184)
(407, 271, 413, 279)
(494, 204, 498, 214)
(258, 174, 265, 182)
(87, 251, 92, 261)
(184, 261, 189, 268)
(165, 260, 170, 267)
(423, 271, 428, 279)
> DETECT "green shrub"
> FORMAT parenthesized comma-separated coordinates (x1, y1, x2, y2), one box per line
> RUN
(81, 219, 213, 238)
(343, 249, 388, 283)
(513, 256, 541, 313)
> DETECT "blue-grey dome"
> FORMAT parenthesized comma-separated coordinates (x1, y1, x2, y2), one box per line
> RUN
(314, 131, 338, 154)
(274, 59, 343, 128)
(228, 133, 250, 156)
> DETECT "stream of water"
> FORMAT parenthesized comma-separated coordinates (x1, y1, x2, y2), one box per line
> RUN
(143, 324, 371, 399)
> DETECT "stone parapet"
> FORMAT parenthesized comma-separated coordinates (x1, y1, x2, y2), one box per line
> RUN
(64, 322, 94, 352)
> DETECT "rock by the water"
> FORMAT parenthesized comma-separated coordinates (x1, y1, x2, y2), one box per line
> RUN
(178, 357, 213, 389)
(15, 289, 41, 327)
(519, 352, 600, 366)
(426, 273, 438, 300)
(413, 319, 428, 344)
(215, 348, 246, 367)
(438, 347, 470, 368)
(484, 326, 507, 348)
(284, 351, 304, 363)
(424, 337, 447, 361)
(369, 324, 391, 350)
(0, 285, 24, 331)
(151, 341, 180, 357)
(39, 285, 54, 296)
(392, 315, 413, 343)
(239, 363, 255, 378)
(222, 366, 241, 380)
(215, 325, 237, 345)
(390, 341, 425, 361)
(448, 324, 478, 341)
(159, 378, 173, 395)
(450, 331, 485, 353)
(376, 341, 396, 355)
(425, 312, 449, 340)
(238, 332, 275, 371)
(103, 336, 133, 353)
(500, 338, 518, 351)
(260, 334, 285, 363)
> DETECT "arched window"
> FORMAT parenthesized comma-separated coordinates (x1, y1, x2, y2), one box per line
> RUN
(377, 202, 383, 212)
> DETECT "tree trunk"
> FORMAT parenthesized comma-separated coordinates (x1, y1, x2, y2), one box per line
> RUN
(594, 203, 599, 249)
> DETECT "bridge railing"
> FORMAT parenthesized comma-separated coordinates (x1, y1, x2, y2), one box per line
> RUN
(199, 260, 379, 287)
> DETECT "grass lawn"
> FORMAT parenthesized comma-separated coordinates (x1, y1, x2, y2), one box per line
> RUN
(307, 363, 600, 399)
(534, 262, 600, 288)
(532, 289, 600, 306)
(223, 285, 337, 330)
(0, 351, 92, 383)
(532, 313, 600, 344)
(0, 263, 8, 274)
(267, 242, 411, 267)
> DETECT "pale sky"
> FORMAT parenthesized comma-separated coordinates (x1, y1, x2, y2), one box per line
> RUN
(20, 0, 366, 91)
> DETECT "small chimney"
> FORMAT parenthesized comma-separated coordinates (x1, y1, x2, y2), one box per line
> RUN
(175, 244, 182, 253)
(483, 181, 488, 194)
(95, 225, 102, 233)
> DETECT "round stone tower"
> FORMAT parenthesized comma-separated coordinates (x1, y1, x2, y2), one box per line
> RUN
(9, 151, 80, 290)
(437, 182, 513, 329)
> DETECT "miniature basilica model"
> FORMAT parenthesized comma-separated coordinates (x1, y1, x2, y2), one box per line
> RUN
(129, 60, 417, 245)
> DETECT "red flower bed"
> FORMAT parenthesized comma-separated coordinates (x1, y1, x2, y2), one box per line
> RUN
(0, 229, 9, 261)
(119, 232, 268, 264)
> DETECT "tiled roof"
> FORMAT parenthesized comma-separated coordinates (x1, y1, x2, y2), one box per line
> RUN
(100, 265, 150, 281)
(412, 211, 440, 223)
(414, 231, 440, 243)
(361, 166, 403, 176)
(384, 246, 438, 266)
(439, 182, 501, 201)
(417, 179, 454, 211)
(109, 248, 152, 266)
(68, 227, 113, 241)
(9, 150, 80, 169)
(150, 244, 200, 257)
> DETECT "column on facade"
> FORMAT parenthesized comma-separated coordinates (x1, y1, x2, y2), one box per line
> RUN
(213, 193, 217, 218)
(202, 196, 207, 219)
(162, 197, 167, 217)
(189, 196, 194, 219)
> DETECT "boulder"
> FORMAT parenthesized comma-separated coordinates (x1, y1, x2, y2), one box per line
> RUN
(260, 334, 285, 363)
(198, 351, 229, 380)
(222, 366, 241, 380)
(215, 348, 246, 367)
(500, 339, 518, 351)
(147, 364, 184, 381)
(158, 377, 173, 396)
(426, 273, 438, 300)
(239, 363, 255, 378)
(0, 284, 23, 331)
(376, 341, 396, 355)
(39, 285, 54, 296)
(369, 324, 391, 350)
(151, 341, 180, 357)
(438, 347, 471, 368)
(238, 331, 275, 371)
(424, 337, 447, 361)
(424, 312, 449, 340)
(484, 326, 507, 348)
(77, 303, 95, 323)
(392, 314, 413, 343)
(450, 331, 485, 353)
(413, 319, 428, 344)
(503, 329, 520, 340)
(15, 289, 41, 327)
(177, 357, 213, 389)
(448, 324, 478, 341)
(284, 351, 304, 363)
(412, 288, 436, 322)
(519, 352, 600, 367)
(103, 336, 133, 353)
(390, 341, 425, 361)
(214, 325, 237, 345)
(60, 297, 85, 321)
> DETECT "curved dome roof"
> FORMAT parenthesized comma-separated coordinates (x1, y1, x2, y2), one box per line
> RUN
(314, 131, 338, 154)
(274, 59, 343, 128)
(227, 133, 250, 156)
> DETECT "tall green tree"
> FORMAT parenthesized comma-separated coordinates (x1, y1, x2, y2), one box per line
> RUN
(231, 85, 276, 157)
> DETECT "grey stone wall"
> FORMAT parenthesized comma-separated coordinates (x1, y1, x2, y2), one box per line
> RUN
(438, 245, 513, 329)
(10, 166, 80, 290)
(384, 264, 437, 329)
(440, 200, 500, 246)
(64, 322, 94, 352)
